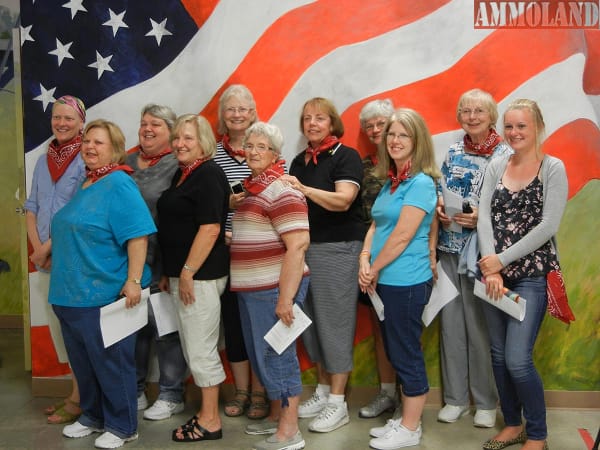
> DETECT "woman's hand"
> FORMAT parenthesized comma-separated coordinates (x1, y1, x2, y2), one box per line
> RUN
(122, 281, 142, 308)
(158, 275, 169, 292)
(30, 240, 52, 269)
(453, 206, 478, 229)
(280, 174, 305, 194)
(430, 251, 438, 282)
(229, 192, 247, 210)
(479, 253, 503, 277)
(484, 272, 504, 301)
(178, 272, 195, 305)
(275, 299, 295, 327)
(436, 198, 452, 229)
(359, 260, 378, 293)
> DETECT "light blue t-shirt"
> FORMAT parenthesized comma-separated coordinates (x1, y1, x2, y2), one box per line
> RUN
(49, 171, 156, 307)
(371, 172, 437, 286)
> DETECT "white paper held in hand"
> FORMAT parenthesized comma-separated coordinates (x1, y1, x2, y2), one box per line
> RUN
(264, 304, 312, 355)
(368, 289, 385, 321)
(474, 279, 526, 321)
(100, 288, 149, 348)
(149, 290, 179, 336)
(422, 261, 459, 326)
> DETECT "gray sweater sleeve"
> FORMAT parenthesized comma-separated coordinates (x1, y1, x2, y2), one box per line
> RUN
(477, 155, 568, 267)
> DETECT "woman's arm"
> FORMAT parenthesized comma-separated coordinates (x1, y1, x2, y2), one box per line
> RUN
(428, 212, 439, 281)
(178, 223, 221, 305)
(122, 236, 148, 308)
(477, 158, 503, 257)
(359, 221, 377, 292)
(26, 211, 52, 269)
(276, 229, 310, 326)
(281, 174, 359, 212)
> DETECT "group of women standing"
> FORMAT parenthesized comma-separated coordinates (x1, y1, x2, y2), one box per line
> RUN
(26, 84, 567, 450)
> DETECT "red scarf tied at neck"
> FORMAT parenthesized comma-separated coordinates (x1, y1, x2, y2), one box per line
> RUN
(243, 160, 286, 196)
(47, 134, 82, 182)
(305, 135, 340, 165)
(139, 147, 172, 167)
(388, 159, 412, 193)
(222, 134, 246, 158)
(463, 128, 502, 157)
(177, 157, 209, 185)
(86, 163, 134, 183)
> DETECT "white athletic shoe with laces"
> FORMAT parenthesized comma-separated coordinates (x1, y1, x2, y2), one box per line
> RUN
(143, 399, 184, 421)
(370, 418, 401, 438)
(369, 421, 422, 449)
(359, 391, 398, 418)
(308, 402, 350, 433)
(298, 390, 327, 418)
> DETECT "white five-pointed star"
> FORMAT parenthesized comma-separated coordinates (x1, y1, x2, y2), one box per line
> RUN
(145, 18, 173, 46)
(33, 84, 57, 111)
(48, 38, 74, 66)
(103, 9, 129, 37)
(62, 0, 87, 20)
(20, 25, 34, 46)
(88, 51, 114, 79)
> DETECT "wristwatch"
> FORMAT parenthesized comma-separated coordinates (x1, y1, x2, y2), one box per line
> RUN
(129, 278, 141, 285)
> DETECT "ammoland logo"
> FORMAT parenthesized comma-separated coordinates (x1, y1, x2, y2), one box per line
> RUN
(474, 1, 600, 28)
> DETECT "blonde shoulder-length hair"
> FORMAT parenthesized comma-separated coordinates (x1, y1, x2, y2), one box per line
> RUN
(374, 108, 441, 181)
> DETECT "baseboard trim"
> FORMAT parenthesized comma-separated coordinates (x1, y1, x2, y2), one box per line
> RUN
(32, 379, 599, 409)
(0, 315, 24, 329)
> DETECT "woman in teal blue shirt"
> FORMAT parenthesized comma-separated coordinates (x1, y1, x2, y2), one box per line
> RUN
(359, 108, 440, 450)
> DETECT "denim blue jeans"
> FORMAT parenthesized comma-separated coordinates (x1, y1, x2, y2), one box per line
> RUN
(53, 304, 137, 438)
(481, 276, 548, 440)
(377, 279, 433, 397)
(238, 276, 309, 406)
(135, 299, 187, 403)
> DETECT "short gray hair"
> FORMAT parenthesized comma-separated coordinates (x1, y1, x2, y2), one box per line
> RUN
(243, 122, 284, 156)
(141, 104, 177, 130)
(359, 99, 395, 129)
(217, 84, 258, 135)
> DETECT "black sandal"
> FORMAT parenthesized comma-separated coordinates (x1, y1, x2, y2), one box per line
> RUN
(172, 416, 223, 442)
(224, 389, 250, 417)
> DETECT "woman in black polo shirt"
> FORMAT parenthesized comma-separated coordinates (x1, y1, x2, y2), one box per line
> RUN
(283, 97, 365, 434)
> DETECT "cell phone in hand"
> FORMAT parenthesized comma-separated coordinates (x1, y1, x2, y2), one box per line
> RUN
(462, 200, 473, 213)
(230, 181, 245, 194)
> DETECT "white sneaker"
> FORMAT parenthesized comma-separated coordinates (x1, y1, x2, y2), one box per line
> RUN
(63, 420, 103, 438)
(94, 431, 138, 449)
(298, 391, 327, 418)
(369, 421, 421, 449)
(359, 392, 398, 418)
(370, 418, 400, 438)
(474, 409, 497, 428)
(137, 393, 148, 411)
(308, 402, 349, 433)
(437, 404, 469, 423)
(143, 399, 184, 420)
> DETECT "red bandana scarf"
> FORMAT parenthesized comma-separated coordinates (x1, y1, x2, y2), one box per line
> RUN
(305, 135, 340, 165)
(222, 135, 246, 158)
(47, 134, 82, 182)
(86, 163, 134, 183)
(388, 159, 412, 193)
(463, 129, 502, 157)
(177, 157, 209, 185)
(243, 160, 286, 196)
(139, 146, 172, 167)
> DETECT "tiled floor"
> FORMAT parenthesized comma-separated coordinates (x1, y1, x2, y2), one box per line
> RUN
(0, 328, 597, 450)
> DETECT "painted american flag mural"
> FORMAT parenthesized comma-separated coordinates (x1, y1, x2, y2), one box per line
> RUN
(20, 0, 599, 378)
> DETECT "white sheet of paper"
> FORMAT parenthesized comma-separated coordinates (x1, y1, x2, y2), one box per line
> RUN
(368, 289, 385, 321)
(100, 288, 149, 348)
(264, 304, 312, 355)
(441, 180, 464, 233)
(149, 291, 179, 337)
(422, 261, 460, 326)
(474, 279, 526, 321)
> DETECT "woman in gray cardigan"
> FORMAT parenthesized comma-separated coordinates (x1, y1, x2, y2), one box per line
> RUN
(477, 99, 567, 450)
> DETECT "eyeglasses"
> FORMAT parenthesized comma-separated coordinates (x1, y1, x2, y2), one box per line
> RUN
(225, 106, 253, 115)
(364, 120, 387, 132)
(460, 108, 487, 117)
(243, 144, 272, 152)
(387, 132, 411, 141)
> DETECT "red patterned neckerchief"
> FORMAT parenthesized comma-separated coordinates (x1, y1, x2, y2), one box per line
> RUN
(86, 163, 134, 183)
(222, 135, 246, 158)
(139, 146, 172, 167)
(388, 159, 412, 193)
(463, 129, 502, 157)
(243, 160, 286, 196)
(47, 134, 82, 182)
(177, 157, 209, 185)
(305, 135, 340, 165)
(369, 154, 378, 166)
